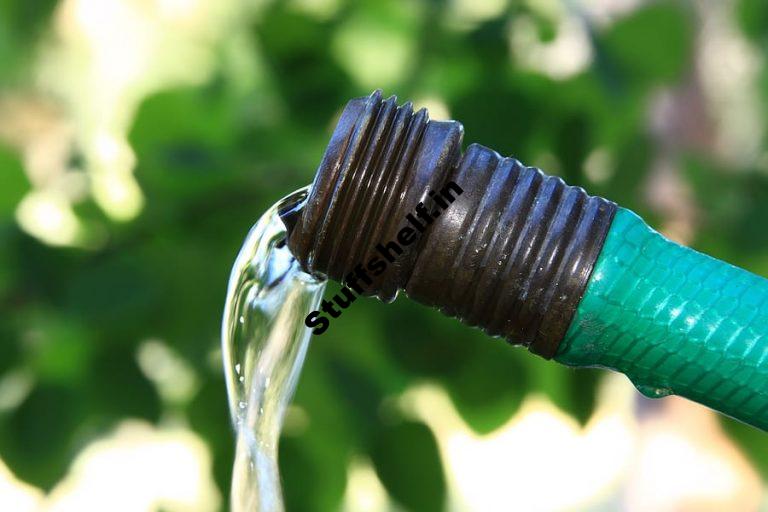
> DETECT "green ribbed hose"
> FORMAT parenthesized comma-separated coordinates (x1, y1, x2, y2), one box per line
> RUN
(556, 208, 768, 431)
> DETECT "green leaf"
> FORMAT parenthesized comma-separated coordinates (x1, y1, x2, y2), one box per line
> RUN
(370, 420, 446, 512)
(282, 350, 355, 512)
(721, 415, 768, 475)
(86, 345, 160, 422)
(0, 384, 85, 489)
(187, 375, 234, 508)
(445, 340, 528, 434)
(736, 0, 768, 42)
(279, 432, 349, 512)
(380, 298, 477, 379)
(600, 3, 693, 84)
(0, 144, 28, 217)
(23, 312, 93, 385)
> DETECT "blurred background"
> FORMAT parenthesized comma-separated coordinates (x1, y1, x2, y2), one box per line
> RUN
(1, 0, 768, 510)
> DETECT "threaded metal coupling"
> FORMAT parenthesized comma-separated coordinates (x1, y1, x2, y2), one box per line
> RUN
(281, 90, 616, 358)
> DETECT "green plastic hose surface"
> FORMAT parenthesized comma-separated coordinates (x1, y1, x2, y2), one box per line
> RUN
(556, 208, 768, 431)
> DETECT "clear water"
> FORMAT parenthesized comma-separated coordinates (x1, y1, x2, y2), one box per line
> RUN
(221, 186, 326, 512)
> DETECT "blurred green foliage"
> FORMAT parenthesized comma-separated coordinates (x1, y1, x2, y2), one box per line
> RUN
(1, 0, 768, 510)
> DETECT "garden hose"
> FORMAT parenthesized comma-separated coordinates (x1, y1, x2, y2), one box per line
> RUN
(557, 207, 768, 431)
(280, 91, 768, 432)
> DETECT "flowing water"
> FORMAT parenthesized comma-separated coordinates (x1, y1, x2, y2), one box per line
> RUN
(221, 187, 326, 511)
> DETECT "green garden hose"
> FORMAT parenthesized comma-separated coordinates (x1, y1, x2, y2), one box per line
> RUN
(557, 208, 768, 430)
(282, 91, 768, 432)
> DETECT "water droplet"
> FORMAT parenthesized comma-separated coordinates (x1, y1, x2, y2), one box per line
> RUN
(635, 384, 672, 399)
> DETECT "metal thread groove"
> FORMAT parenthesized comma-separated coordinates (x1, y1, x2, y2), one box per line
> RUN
(443, 148, 501, 316)
(480, 164, 545, 335)
(283, 91, 617, 357)
(499, 174, 565, 337)
(347, 100, 405, 269)
(446, 156, 514, 319)
(329, 95, 398, 272)
(456, 158, 520, 326)
(316, 92, 384, 275)
(373, 108, 430, 301)
(465, 159, 536, 328)
(462, 158, 522, 327)
(349, 102, 413, 275)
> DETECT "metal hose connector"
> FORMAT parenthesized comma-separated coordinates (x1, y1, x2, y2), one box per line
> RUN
(281, 91, 616, 357)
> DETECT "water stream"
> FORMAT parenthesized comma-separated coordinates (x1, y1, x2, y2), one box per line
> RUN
(221, 186, 326, 512)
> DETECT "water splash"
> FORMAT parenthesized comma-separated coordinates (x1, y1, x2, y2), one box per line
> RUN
(221, 186, 326, 512)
